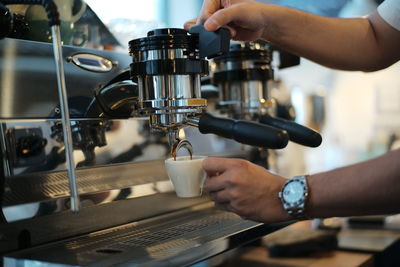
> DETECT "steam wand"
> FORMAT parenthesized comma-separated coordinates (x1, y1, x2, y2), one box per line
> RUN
(51, 25, 79, 211)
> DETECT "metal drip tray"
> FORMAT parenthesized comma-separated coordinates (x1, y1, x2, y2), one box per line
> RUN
(4, 205, 289, 266)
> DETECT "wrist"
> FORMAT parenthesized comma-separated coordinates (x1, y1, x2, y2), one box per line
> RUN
(276, 180, 294, 222)
(267, 176, 292, 222)
(260, 4, 285, 42)
(260, 4, 306, 48)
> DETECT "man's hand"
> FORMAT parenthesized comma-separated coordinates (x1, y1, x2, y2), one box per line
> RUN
(184, 0, 269, 41)
(202, 157, 290, 223)
(185, 0, 400, 71)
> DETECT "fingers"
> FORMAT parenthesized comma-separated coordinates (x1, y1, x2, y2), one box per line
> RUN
(222, 25, 237, 39)
(185, 19, 236, 38)
(185, 0, 221, 30)
(214, 202, 236, 213)
(202, 157, 235, 175)
(204, 5, 242, 33)
(203, 175, 226, 192)
(209, 189, 231, 203)
(184, 0, 238, 38)
(184, 18, 197, 30)
(197, 0, 222, 25)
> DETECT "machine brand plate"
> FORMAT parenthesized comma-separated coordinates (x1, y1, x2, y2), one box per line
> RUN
(68, 53, 116, 73)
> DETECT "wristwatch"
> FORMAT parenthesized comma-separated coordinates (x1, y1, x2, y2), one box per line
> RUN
(279, 175, 309, 218)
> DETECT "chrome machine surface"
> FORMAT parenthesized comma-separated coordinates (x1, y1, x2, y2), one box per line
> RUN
(0, 6, 293, 266)
(213, 42, 274, 120)
(212, 41, 322, 148)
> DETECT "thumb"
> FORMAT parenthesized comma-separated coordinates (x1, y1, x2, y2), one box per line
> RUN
(197, 0, 222, 25)
(184, 18, 197, 30)
(204, 7, 238, 37)
(202, 157, 232, 176)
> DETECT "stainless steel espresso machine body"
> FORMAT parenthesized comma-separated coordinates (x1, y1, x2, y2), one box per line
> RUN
(213, 42, 275, 120)
(212, 42, 322, 148)
(0, 4, 294, 265)
(130, 28, 208, 133)
(0, 37, 293, 267)
(128, 27, 290, 150)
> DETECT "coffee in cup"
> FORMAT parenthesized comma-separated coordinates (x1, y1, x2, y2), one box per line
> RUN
(165, 156, 207, 198)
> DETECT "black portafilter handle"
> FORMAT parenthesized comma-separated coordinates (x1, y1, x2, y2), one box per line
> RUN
(196, 113, 289, 149)
(259, 115, 322, 147)
(189, 24, 231, 59)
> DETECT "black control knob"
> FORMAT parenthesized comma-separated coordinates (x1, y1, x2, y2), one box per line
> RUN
(189, 24, 231, 58)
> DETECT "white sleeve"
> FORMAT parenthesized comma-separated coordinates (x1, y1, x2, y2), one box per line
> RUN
(377, 0, 400, 31)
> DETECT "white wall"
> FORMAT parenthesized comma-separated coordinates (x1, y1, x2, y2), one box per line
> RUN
(160, 0, 203, 28)
(276, 59, 400, 174)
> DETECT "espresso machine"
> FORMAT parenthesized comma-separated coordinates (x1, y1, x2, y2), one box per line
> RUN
(0, 1, 318, 266)
(209, 41, 322, 169)
(212, 41, 322, 148)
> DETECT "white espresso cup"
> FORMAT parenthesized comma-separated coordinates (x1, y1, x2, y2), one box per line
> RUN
(165, 156, 207, 198)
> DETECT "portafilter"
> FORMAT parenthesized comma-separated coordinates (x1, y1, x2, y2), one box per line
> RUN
(212, 41, 322, 148)
(129, 26, 289, 149)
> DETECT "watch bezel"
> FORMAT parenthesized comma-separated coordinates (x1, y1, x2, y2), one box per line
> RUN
(280, 179, 308, 206)
(279, 175, 309, 217)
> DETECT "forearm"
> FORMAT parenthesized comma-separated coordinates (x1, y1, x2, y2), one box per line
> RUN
(307, 149, 400, 218)
(261, 5, 398, 71)
(196, 1, 400, 71)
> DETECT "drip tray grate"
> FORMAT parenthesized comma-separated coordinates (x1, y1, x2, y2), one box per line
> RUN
(5, 206, 286, 266)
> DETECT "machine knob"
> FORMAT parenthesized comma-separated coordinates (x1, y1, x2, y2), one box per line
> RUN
(189, 25, 231, 59)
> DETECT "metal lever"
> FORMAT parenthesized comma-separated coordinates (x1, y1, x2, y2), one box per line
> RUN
(259, 115, 322, 147)
(187, 113, 289, 149)
(51, 24, 79, 212)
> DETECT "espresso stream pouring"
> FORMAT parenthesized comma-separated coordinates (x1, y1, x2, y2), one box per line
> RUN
(171, 139, 193, 161)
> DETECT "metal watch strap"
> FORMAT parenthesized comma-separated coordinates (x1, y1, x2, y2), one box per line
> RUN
(279, 175, 309, 219)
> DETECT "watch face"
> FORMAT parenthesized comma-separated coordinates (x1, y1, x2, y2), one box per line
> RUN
(283, 180, 304, 203)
